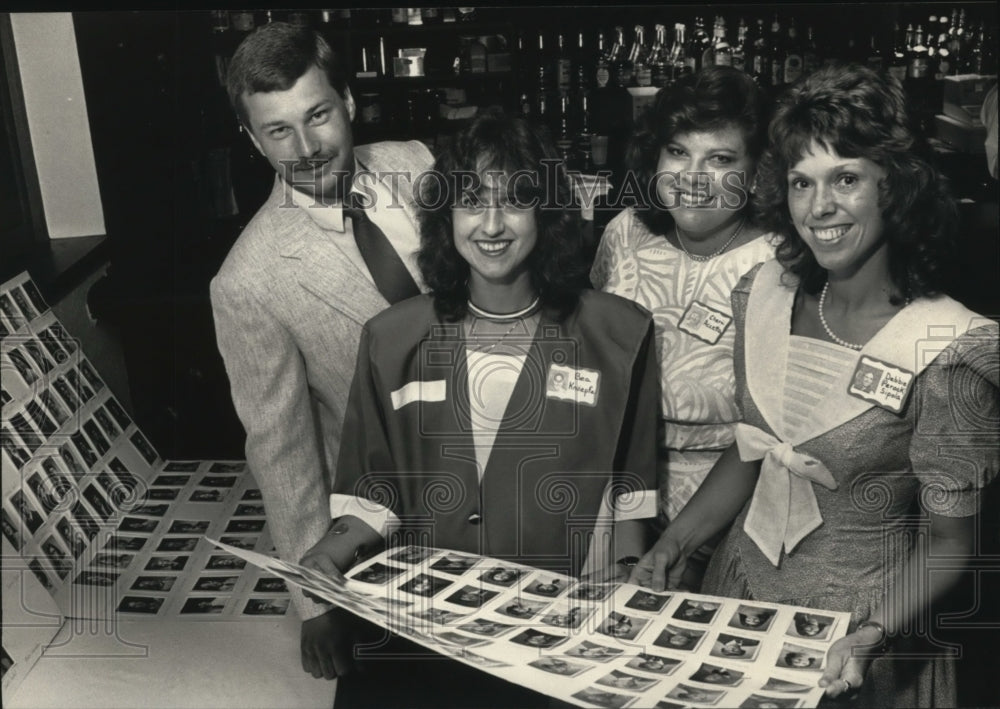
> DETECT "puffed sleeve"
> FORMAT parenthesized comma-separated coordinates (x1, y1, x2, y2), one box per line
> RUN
(910, 323, 1000, 517)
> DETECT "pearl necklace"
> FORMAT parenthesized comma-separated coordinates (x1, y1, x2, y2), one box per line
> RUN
(467, 296, 540, 354)
(818, 281, 911, 351)
(675, 218, 746, 262)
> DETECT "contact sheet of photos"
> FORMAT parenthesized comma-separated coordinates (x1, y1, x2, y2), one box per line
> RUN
(210, 542, 851, 709)
(1, 273, 285, 622)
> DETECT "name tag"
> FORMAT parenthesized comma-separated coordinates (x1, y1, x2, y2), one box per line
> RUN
(546, 364, 600, 407)
(847, 356, 914, 414)
(390, 380, 446, 410)
(678, 300, 732, 345)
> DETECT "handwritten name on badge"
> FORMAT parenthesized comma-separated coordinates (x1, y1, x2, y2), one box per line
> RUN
(546, 364, 600, 407)
(847, 356, 914, 414)
(678, 301, 732, 345)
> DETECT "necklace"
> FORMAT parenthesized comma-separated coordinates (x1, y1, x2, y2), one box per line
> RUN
(467, 296, 540, 321)
(675, 218, 746, 262)
(818, 281, 911, 351)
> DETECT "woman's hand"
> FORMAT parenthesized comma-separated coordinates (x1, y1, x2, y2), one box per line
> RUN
(627, 535, 688, 592)
(818, 624, 883, 698)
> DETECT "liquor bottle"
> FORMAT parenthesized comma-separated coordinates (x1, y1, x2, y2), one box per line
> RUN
(951, 9, 969, 72)
(690, 16, 713, 72)
(968, 22, 989, 74)
(783, 19, 803, 84)
(683, 20, 700, 75)
(907, 25, 929, 80)
(713, 16, 733, 67)
(391, 8, 408, 24)
(865, 32, 883, 71)
(932, 27, 952, 80)
(632, 25, 652, 87)
(556, 33, 573, 96)
(888, 22, 908, 83)
(802, 25, 820, 75)
(594, 31, 611, 89)
(577, 93, 595, 173)
(420, 7, 441, 25)
(731, 18, 748, 73)
(536, 32, 553, 127)
(904, 23, 914, 54)
(611, 26, 633, 88)
(651, 24, 671, 87)
(670, 23, 689, 82)
(231, 9, 255, 35)
(457, 7, 477, 22)
(750, 18, 770, 87)
(769, 15, 784, 87)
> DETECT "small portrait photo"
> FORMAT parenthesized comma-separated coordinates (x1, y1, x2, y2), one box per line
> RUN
(528, 656, 590, 677)
(131, 504, 170, 517)
(225, 519, 265, 534)
(92, 552, 134, 570)
(570, 687, 635, 709)
(244, 598, 290, 616)
(93, 407, 120, 439)
(65, 369, 94, 403)
(8, 347, 38, 385)
(209, 461, 245, 473)
(689, 662, 745, 686)
(30, 560, 55, 590)
(96, 471, 117, 495)
(541, 605, 591, 630)
(568, 583, 615, 601)
(595, 669, 660, 692)
(26, 401, 57, 437)
(456, 619, 515, 637)
(710, 633, 762, 662)
(53, 377, 80, 411)
(509, 628, 567, 650)
(180, 597, 226, 614)
(156, 537, 199, 552)
(199, 475, 237, 488)
(59, 445, 85, 478)
(624, 653, 681, 676)
(145, 555, 188, 571)
(220, 536, 257, 550)
(41, 536, 68, 566)
(130, 431, 159, 465)
(495, 598, 549, 620)
(664, 683, 726, 705)
(152, 474, 190, 487)
(729, 604, 777, 632)
(776, 643, 825, 671)
(761, 677, 812, 694)
(851, 363, 882, 394)
(70, 433, 98, 468)
(458, 649, 511, 669)
(254, 577, 288, 593)
(435, 631, 489, 648)
(41, 455, 67, 481)
(193, 575, 238, 593)
(565, 641, 624, 663)
(349, 562, 405, 585)
(234, 503, 265, 517)
(11, 285, 40, 321)
(672, 598, 721, 624)
(190, 489, 225, 503)
(408, 608, 467, 627)
(2, 508, 23, 550)
(118, 517, 159, 534)
(106, 535, 147, 552)
(479, 566, 524, 587)
(652, 625, 706, 652)
(28, 472, 57, 514)
(399, 573, 451, 597)
(12, 491, 44, 534)
(624, 590, 671, 613)
(738, 694, 801, 709)
(168, 520, 211, 535)
(131, 576, 176, 592)
(445, 585, 499, 608)
(82, 484, 114, 521)
(73, 570, 119, 586)
(597, 611, 648, 641)
(12, 413, 43, 453)
(41, 390, 70, 426)
(164, 460, 200, 472)
(146, 488, 178, 501)
(205, 554, 246, 571)
(70, 503, 98, 538)
(430, 553, 477, 576)
(523, 576, 566, 597)
(83, 420, 111, 457)
(21, 280, 49, 314)
(2, 436, 31, 469)
(117, 596, 164, 615)
(242, 488, 263, 500)
(787, 612, 835, 641)
(104, 398, 132, 430)
(38, 329, 68, 364)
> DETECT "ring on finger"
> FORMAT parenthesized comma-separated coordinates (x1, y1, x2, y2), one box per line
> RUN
(843, 679, 853, 692)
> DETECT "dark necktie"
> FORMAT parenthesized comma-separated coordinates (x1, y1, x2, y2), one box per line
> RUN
(343, 194, 421, 305)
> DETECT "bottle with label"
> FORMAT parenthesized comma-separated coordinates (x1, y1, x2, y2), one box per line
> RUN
(683, 20, 700, 75)
(690, 16, 712, 72)
(391, 8, 408, 24)
(802, 25, 820, 75)
(651, 24, 671, 87)
(574, 31, 590, 96)
(457, 7, 477, 23)
(713, 16, 733, 67)
(769, 15, 784, 88)
(611, 26, 633, 88)
(865, 32, 883, 71)
(783, 19, 803, 84)
(731, 18, 748, 73)
(420, 7, 441, 25)
(751, 18, 770, 87)
(888, 23, 908, 84)
(907, 25, 929, 80)
(670, 23, 689, 82)
(536, 32, 553, 127)
(556, 34, 573, 96)
(632, 25, 652, 87)
(594, 31, 611, 89)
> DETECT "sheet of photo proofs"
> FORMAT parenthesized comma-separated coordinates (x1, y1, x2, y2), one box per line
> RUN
(1, 272, 290, 622)
(209, 541, 851, 709)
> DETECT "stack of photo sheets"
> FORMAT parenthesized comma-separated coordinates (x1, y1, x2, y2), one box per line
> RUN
(209, 541, 851, 709)
(2, 273, 287, 622)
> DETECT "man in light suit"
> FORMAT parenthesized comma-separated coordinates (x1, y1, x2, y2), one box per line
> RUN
(210, 22, 432, 682)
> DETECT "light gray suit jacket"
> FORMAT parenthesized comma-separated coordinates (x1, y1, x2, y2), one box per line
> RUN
(211, 140, 433, 619)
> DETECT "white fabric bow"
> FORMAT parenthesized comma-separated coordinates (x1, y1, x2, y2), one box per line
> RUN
(737, 423, 838, 567)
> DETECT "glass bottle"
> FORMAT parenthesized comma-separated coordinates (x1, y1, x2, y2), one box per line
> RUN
(769, 15, 784, 88)
(612, 26, 633, 88)
(633, 25, 652, 87)
(594, 31, 611, 89)
(888, 22, 908, 83)
(802, 25, 820, 75)
(751, 18, 770, 87)
(783, 19, 803, 84)
(713, 16, 733, 67)
(670, 23, 689, 82)
(731, 18, 748, 74)
(651, 24, 671, 87)
(907, 25, 929, 80)
(556, 33, 573, 96)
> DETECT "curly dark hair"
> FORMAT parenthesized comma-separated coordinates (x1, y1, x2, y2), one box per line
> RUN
(627, 65, 770, 236)
(226, 22, 348, 129)
(416, 109, 586, 322)
(755, 63, 957, 302)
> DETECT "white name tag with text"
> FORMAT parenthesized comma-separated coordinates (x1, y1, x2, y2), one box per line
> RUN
(390, 380, 446, 410)
(678, 300, 732, 345)
(546, 364, 600, 407)
(847, 355, 914, 414)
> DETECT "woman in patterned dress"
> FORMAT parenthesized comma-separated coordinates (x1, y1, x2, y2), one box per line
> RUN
(630, 64, 999, 706)
(591, 66, 776, 587)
